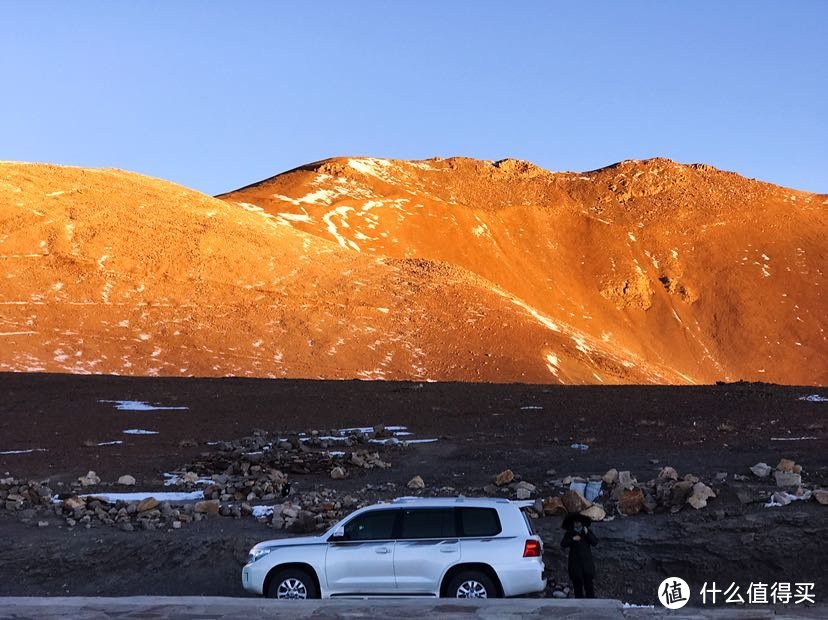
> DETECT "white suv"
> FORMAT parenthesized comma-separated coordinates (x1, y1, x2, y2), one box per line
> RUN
(242, 497, 546, 599)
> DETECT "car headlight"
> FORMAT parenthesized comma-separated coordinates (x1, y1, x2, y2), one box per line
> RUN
(247, 547, 273, 564)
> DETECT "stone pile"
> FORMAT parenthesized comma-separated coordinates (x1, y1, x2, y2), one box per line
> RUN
(1, 477, 54, 513)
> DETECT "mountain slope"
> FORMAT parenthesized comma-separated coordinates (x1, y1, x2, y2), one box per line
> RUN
(219, 156, 827, 385)
(1, 162, 683, 383)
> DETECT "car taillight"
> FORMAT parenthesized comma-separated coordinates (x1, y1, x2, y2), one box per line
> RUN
(523, 539, 542, 557)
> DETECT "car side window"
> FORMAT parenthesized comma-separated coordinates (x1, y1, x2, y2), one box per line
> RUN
(399, 508, 457, 539)
(342, 509, 398, 541)
(458, 507, 502, 537)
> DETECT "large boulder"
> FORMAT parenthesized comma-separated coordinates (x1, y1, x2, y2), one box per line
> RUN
(117, 475, 136, 486)
(617, 488, 645, 516)
(136, 497, 160, 513)
(407, 475, 425, 490)
(561, 489, 591, 513)
(580, 504, 606, 522)
(542, 496, 567, 516)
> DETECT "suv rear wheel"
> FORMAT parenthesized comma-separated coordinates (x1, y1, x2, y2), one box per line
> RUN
(266, 568, 319, 599)
(447, 570, 499, 599)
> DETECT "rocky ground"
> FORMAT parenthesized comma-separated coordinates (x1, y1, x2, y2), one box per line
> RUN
(0, 374, 826, 606)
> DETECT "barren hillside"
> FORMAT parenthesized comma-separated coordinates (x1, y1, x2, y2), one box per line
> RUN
(220, 156, 827, 385)
(1, 162, 681, 383)
(1, 157, 824, 384)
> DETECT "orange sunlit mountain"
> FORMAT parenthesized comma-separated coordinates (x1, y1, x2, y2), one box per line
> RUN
(1, 158, 825, 384)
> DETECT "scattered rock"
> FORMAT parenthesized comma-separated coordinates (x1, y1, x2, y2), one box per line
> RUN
(542, 496, 566, 516)
(495, 469, 514, 486)
(136, 497, 160, 513)
(602, 469, 618, 485)
(657, 466, 678, 481)
(770, 491, 792, 507)
(813, 490, 828, 505)
(330, 467, 347, 480)
(776, 459, 796, 473)
(580, 504, 606, 521)
(561, 489, 591, 513)
(618, 471, 636, 489)
(407, 475, 425, 490)
(515, 480, 536, 500)
(77, 471, 101, 487)
(117, 475, 136, 486)
(687, 482, 716, 510)
(617, 488, 645, 516)
(63, 496, 86, 511)
(194, 499, 220, 516)
(774, 471, 802, 488)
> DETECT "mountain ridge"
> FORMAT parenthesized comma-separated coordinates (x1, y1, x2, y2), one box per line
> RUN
(1, 157, 824, 385)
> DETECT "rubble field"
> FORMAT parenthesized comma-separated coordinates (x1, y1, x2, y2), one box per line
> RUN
(0, 374, 825, 604)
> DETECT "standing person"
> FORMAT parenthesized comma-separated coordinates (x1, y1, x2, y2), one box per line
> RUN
(560, 514, 598, 598)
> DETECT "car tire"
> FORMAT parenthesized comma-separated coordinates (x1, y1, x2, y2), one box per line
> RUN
(446, 570, 499, 599)
(266, 568, 320, 599)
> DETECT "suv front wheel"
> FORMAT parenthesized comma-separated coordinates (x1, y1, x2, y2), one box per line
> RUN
(266, 568, 320, 599)
(446, 571, 499, 599)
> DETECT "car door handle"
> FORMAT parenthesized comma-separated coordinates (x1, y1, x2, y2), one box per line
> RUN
(440, 545, 459, 553)
(375, 547, 390, 554)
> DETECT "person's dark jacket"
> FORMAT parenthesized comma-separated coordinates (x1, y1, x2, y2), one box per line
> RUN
(560, 528, 598, 578)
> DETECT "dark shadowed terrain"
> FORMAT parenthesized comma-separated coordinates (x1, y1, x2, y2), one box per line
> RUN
(1, 374, 826, 605)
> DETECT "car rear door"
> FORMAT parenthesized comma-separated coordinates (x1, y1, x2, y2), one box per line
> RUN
(393, 508, 460, 594)
(325, 509, 399, 595)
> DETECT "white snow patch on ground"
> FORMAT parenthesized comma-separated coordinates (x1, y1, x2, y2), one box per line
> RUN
(297, 189, 339, 205)
(123, 429, 159, 435)
(770, 436, 818, 441)
(278, 211, 313, 223)
(252, 505, 274, 518)
(520, 406, 543, 410)
(472, 223, 489, 237)
(765, 491, 811, 508)
(96, 440, 123, 446)
(322, 205, 360, 251)
(798, 394, 827, 402)
(100, 400, 188, 411)
(0, 448, 46, 455)
(572, 335, 592, 354)
(545, 353, 559, 376)
(348, 158, 393, 178)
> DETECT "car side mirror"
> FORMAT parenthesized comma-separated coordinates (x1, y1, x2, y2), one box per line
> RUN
(329, 526, 346, 542)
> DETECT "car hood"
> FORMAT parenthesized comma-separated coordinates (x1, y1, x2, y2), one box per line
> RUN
(251, 535, 326, 552)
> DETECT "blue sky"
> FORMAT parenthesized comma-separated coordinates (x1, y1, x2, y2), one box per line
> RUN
(1, 1, 826, 194)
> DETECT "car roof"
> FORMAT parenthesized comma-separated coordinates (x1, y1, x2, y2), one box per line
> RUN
(359, 497, 517, 511)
